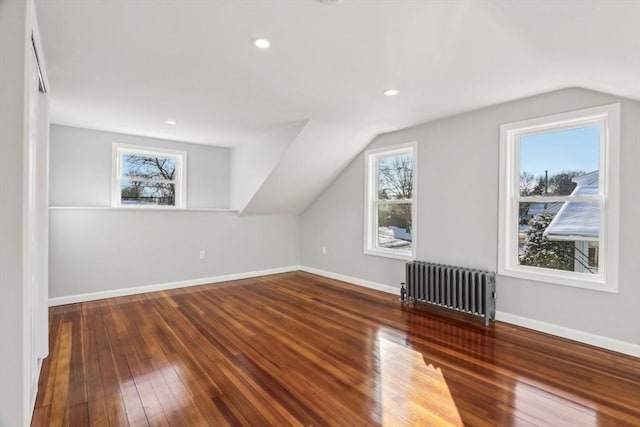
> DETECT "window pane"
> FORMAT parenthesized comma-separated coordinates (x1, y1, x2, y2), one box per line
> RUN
(122, 153, 176, 181)
(519, 126, 599, 196)
(519, 202, 599, 273)
(377, 153, 413, 200)
(121, 181, 175, 206)
(377, 203, 412, 251)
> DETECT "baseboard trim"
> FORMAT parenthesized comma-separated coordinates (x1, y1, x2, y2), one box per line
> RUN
(300, 266, 398, 295)
(301, 266, 639, 359)
(48, 265, 303, 306)
(48, 265, 640, 359)
(496, 311, 640, 358)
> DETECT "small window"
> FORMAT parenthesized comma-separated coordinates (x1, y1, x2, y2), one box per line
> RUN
(498, 104, 620, 292)
(364, 142, 417, 260)
(112, 144, 186, 208)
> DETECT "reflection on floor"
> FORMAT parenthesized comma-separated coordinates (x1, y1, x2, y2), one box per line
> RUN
(378, 329, 463, 426)
(32, 271, 640, 426)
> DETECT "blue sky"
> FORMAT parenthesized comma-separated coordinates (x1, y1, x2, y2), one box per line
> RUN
(520, 126, 599, 178)
(122, 154, 175, 178)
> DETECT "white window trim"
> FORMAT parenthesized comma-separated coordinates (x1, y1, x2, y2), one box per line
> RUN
(498, 104, 620, 292)
(111, 143, 187, 209)
(363, 141, 418, 261)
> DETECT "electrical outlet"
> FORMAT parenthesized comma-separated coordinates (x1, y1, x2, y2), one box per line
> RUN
(322, 246, 327, 255)
(199, 250, 206, 260)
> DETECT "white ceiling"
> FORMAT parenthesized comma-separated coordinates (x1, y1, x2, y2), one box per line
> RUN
(35, 0, 640, 148)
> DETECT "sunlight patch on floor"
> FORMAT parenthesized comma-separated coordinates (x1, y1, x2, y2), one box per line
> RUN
(378, 330, 464, 426)
(122, 363, 192, 420)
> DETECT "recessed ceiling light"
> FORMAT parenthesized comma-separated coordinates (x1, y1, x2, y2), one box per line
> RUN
(166, 120, 177, 125)
(383, 89, 399, 97)
(253, 38, 271, 49)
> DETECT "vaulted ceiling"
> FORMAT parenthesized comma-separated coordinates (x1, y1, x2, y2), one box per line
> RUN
(35, 0, 640, 213)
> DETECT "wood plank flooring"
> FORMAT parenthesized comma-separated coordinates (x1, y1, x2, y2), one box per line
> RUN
(32, 271, 640, 426)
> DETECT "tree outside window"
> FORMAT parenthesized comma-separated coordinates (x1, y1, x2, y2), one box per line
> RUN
(112, 144, 186, 208)
(364, 142, 417, 260)
(499, 104, 620, 292)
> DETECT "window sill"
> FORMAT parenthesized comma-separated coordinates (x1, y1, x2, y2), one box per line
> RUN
(364, 248, 413, 261)
(498, 265, 617, 293)
(49, 206, 238, 213)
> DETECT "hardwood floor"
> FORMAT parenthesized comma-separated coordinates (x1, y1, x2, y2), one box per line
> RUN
(32, 271, 640, 426)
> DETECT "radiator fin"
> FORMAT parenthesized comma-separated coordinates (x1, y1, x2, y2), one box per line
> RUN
(405, 261, 496, 325)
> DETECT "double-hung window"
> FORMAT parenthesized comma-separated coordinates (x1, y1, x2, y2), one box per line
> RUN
(112, 143, 187, 208)
(498, 104, 620, 291)
(364, 142, 417, 260)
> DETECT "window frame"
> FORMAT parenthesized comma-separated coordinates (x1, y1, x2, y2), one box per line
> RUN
(111, 143, 187, 209)
(498, 104, 620, 292)
(363, 141, 418, 260)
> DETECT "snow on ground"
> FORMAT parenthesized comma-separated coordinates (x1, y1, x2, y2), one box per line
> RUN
(378, 227, 411, 248)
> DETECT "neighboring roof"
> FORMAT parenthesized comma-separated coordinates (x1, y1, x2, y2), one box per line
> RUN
(572, 170, 599, 186)
(545, 185, 599, 241)
(378, 227, 411, 248)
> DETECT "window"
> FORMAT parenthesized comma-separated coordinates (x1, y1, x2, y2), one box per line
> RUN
(498, 104, 620, 292)
(112, 143, 186, 208)
(364, 142, 417, 260)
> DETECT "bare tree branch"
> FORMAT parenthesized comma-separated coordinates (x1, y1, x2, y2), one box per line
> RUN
(378, 155, 413, 200)
(124, 155, 175, 180)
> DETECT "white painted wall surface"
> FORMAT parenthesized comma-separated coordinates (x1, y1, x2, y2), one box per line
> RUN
(0, 0, 50, 425)
(0, 2, 28, 425)
(49, 209, 299, 298)
(301, 88, 640, 348)
(49, 125, 231, 208)
(230, 122, 305, 211)
(49, 126, 300, 299)
(242, 120, 373, 215)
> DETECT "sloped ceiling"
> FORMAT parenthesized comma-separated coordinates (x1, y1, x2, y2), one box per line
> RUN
(35, 0, 640, 213)
(240, 120, 372, 215)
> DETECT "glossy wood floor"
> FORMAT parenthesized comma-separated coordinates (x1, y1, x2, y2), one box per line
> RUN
(33, 272, 640, 426)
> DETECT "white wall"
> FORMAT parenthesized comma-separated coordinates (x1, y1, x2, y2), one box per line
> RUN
(230, 122, 305, 211)
(301, 88, 640, 349)
(242, 120, 373, 215)
(49, 209, 299, 298)
(49, 126, 299, 299)
(0, 2, 28, 425)
(50, 125, 230, 208)
(0, 1, 49, 425)
(231, 120, 373, 216)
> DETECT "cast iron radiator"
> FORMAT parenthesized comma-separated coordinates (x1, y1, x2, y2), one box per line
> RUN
(404, 261, 496, 326)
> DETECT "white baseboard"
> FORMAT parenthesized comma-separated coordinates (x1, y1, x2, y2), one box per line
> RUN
(496, 311, 640, 358)
(48, 265, 302, 306)
(48, 264, 640, 359)
(300, 266, 398, 295)
(301, 266, 640, 359)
